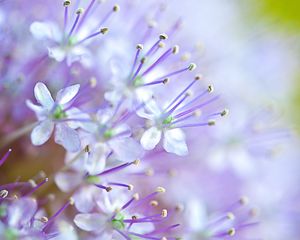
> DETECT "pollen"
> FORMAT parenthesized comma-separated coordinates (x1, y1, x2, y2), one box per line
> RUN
(188, 63, 197, 71)
(161, 209, 168, 217)
(63, 0, 71, 7)
(150, 200, 159, 207)
(76, 8, 84, 15)
(159, 33, 168, 40)
(221, 108, 229, 117)
(100, 27, 109, 34)
(113, 4, 120, 12)
(227, 228, 235, 236)
(172, 45, 180, 54)
(136, 44, 143, 50)
(239, 196, 249, 205)
(208, 85, 214, 93)
(133, 193, 140, 200)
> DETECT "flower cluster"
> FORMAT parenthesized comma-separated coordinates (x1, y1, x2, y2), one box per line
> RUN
(0, 0, 298, 239)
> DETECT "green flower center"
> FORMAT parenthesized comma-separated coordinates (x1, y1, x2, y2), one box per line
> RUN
(4, 228, 18, 240)
(111, 212, 125, 230)
(103, 129, 115, 139)
(133, 76, 144, 87)
(53, 105, 67, 120)
(86, 175, 101, 184)
(162, 115, 173, 125)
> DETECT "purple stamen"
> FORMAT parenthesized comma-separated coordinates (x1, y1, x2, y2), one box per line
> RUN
(115, 229, 131, 240)
(0, 148, 11, 167)
(95, 161, 137, 176)
(174, 121, 211, 129)
(76, 0, 96, 32)
(68, 11, 81, 38)
(76, 29, 104, 45)
(43, 199, 73, 231)
(174, 96, 219, 119)
(140, 48, 173, 77)
(146, 224, 180, 235)
(24, 178, 49, 197)
(107, 182, 131, 189)
(165, 79, 198, 111)
(129, 46, 143, 77)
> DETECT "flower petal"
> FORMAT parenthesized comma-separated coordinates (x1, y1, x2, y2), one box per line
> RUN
(140, 127, 162, 150)
(55, 123, 81, 152)
(34, 82, 54, 110)
(84, 143, 107, 175)
(74, 213, 107, 232)
(110, 138, 144, 162)
(8, 197, 37, 228)
(54, 171, 82, 192)
(31, 120, 54, 146)
(56, 84, 80, 105)
(30, 21, 60, 41)
(163, 128, 188, 156)
(48, 46, 66, 62)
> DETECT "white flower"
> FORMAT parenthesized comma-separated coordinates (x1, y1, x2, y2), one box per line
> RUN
(27, 82, 83, 152)
(30, 21, 92, 66)
(138, 99, 188, 156)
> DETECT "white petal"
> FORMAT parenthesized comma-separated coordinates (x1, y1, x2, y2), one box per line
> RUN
(30, 21, 60, 41)
(73, 187, 100, 213)
(8, 198, 37, 228)
(74, 213, 107, 232)
(84, 143, 107, 175)
(54, 172, 82, 192)
(55, 123, 81, 152)
(34, 82, 54, 110)
(109, 138, 144, 162)
(31, 120, 54, 146)
(163, 128, 188, 156)
(26, 99, 47, 120)
(140, 127, 162, 150)
(66, 46, 92, 66)
(48, 46, 66, 62)
(56, 84, 80, 105)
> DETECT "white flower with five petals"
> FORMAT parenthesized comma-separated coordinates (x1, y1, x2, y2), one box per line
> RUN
(138, 99, 188, 156)
(27, 82, 84, 152)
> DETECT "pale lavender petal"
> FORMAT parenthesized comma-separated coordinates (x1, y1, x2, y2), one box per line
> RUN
(56, 84, 80, 105)
(34, 82, 54, 110)
(55, 123, 81, 152)
(31, 120, 54, 146)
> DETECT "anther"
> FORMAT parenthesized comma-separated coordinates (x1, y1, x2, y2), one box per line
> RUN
(146, 168, 154, 176)
(100, 27, 109, 34)
(136, 44, 143, 50)
(208, 85, 214, 93)
(181, 52, 191, 61)
(63, 0, 71, 6)
(175, 204, 184, 212)
(150, 200, 159, 207)
(162, 78, 170, 85)
(84, 145, 90, 153)
(161, 237, 167, 240)
(188, 63, 197, 71)
(131, 215, 137, 220)
(76, 8, 84, 15)
(158, 42, 166, 48)
(221, 108, 229, 117)
(156, 187, 166, 193)
(69, 197, 75, 205)
(133, 159, 140, 165)
(128, 184, 134, 191)
(208, 120, 216, 126)
(172, 45, 180, 54)
(159, 33, 168, 40)
(195, 74, 203, 80)
(113, 4, 120, 12)
(0, 190, 8, 199)
(226, 212, 235, 220)
(148, 20, 157, 28)
(227, 228, 235, 236)
(105, 186, 113, 192)
(194, 109, 202, 117)
(239, 196, 249, 205)
(89, 77, 97, 88)
(140, 57, 147, 64)
(161, 209, 168, 217)
(28, 179, 37, 188)
(133, 193, 139, 200)
(41, 216, 49, 223)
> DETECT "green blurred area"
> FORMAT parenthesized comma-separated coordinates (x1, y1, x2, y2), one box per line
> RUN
(255, 0, 300, 132)
(258, 0, 300, 31)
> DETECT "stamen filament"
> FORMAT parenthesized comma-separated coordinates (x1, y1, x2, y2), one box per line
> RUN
(0, 148, 12, 167)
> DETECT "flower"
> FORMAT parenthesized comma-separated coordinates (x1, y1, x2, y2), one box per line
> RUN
(27, 82, 84, 152)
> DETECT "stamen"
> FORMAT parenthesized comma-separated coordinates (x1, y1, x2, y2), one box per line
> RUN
(24, 178, 48, 196)
(95, 160, 139, 176)
(145, 63, 196, 86)
(129, 44, 144, 77)
(76, 27, 108, 44)
(94, 184, 112, 192)
(68, 8, 84, 38)
(63, 1, 71, 32)
(43, 198, 74, 231)
(0, 148, 12, 167)
(99, 4, 120, 26)
(108, 182, 134, 190)
(76, 0, 96, 32)
(140, 47, 174, 78)
(121, 193, 139, 211)
(145, 34, 168, 57)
